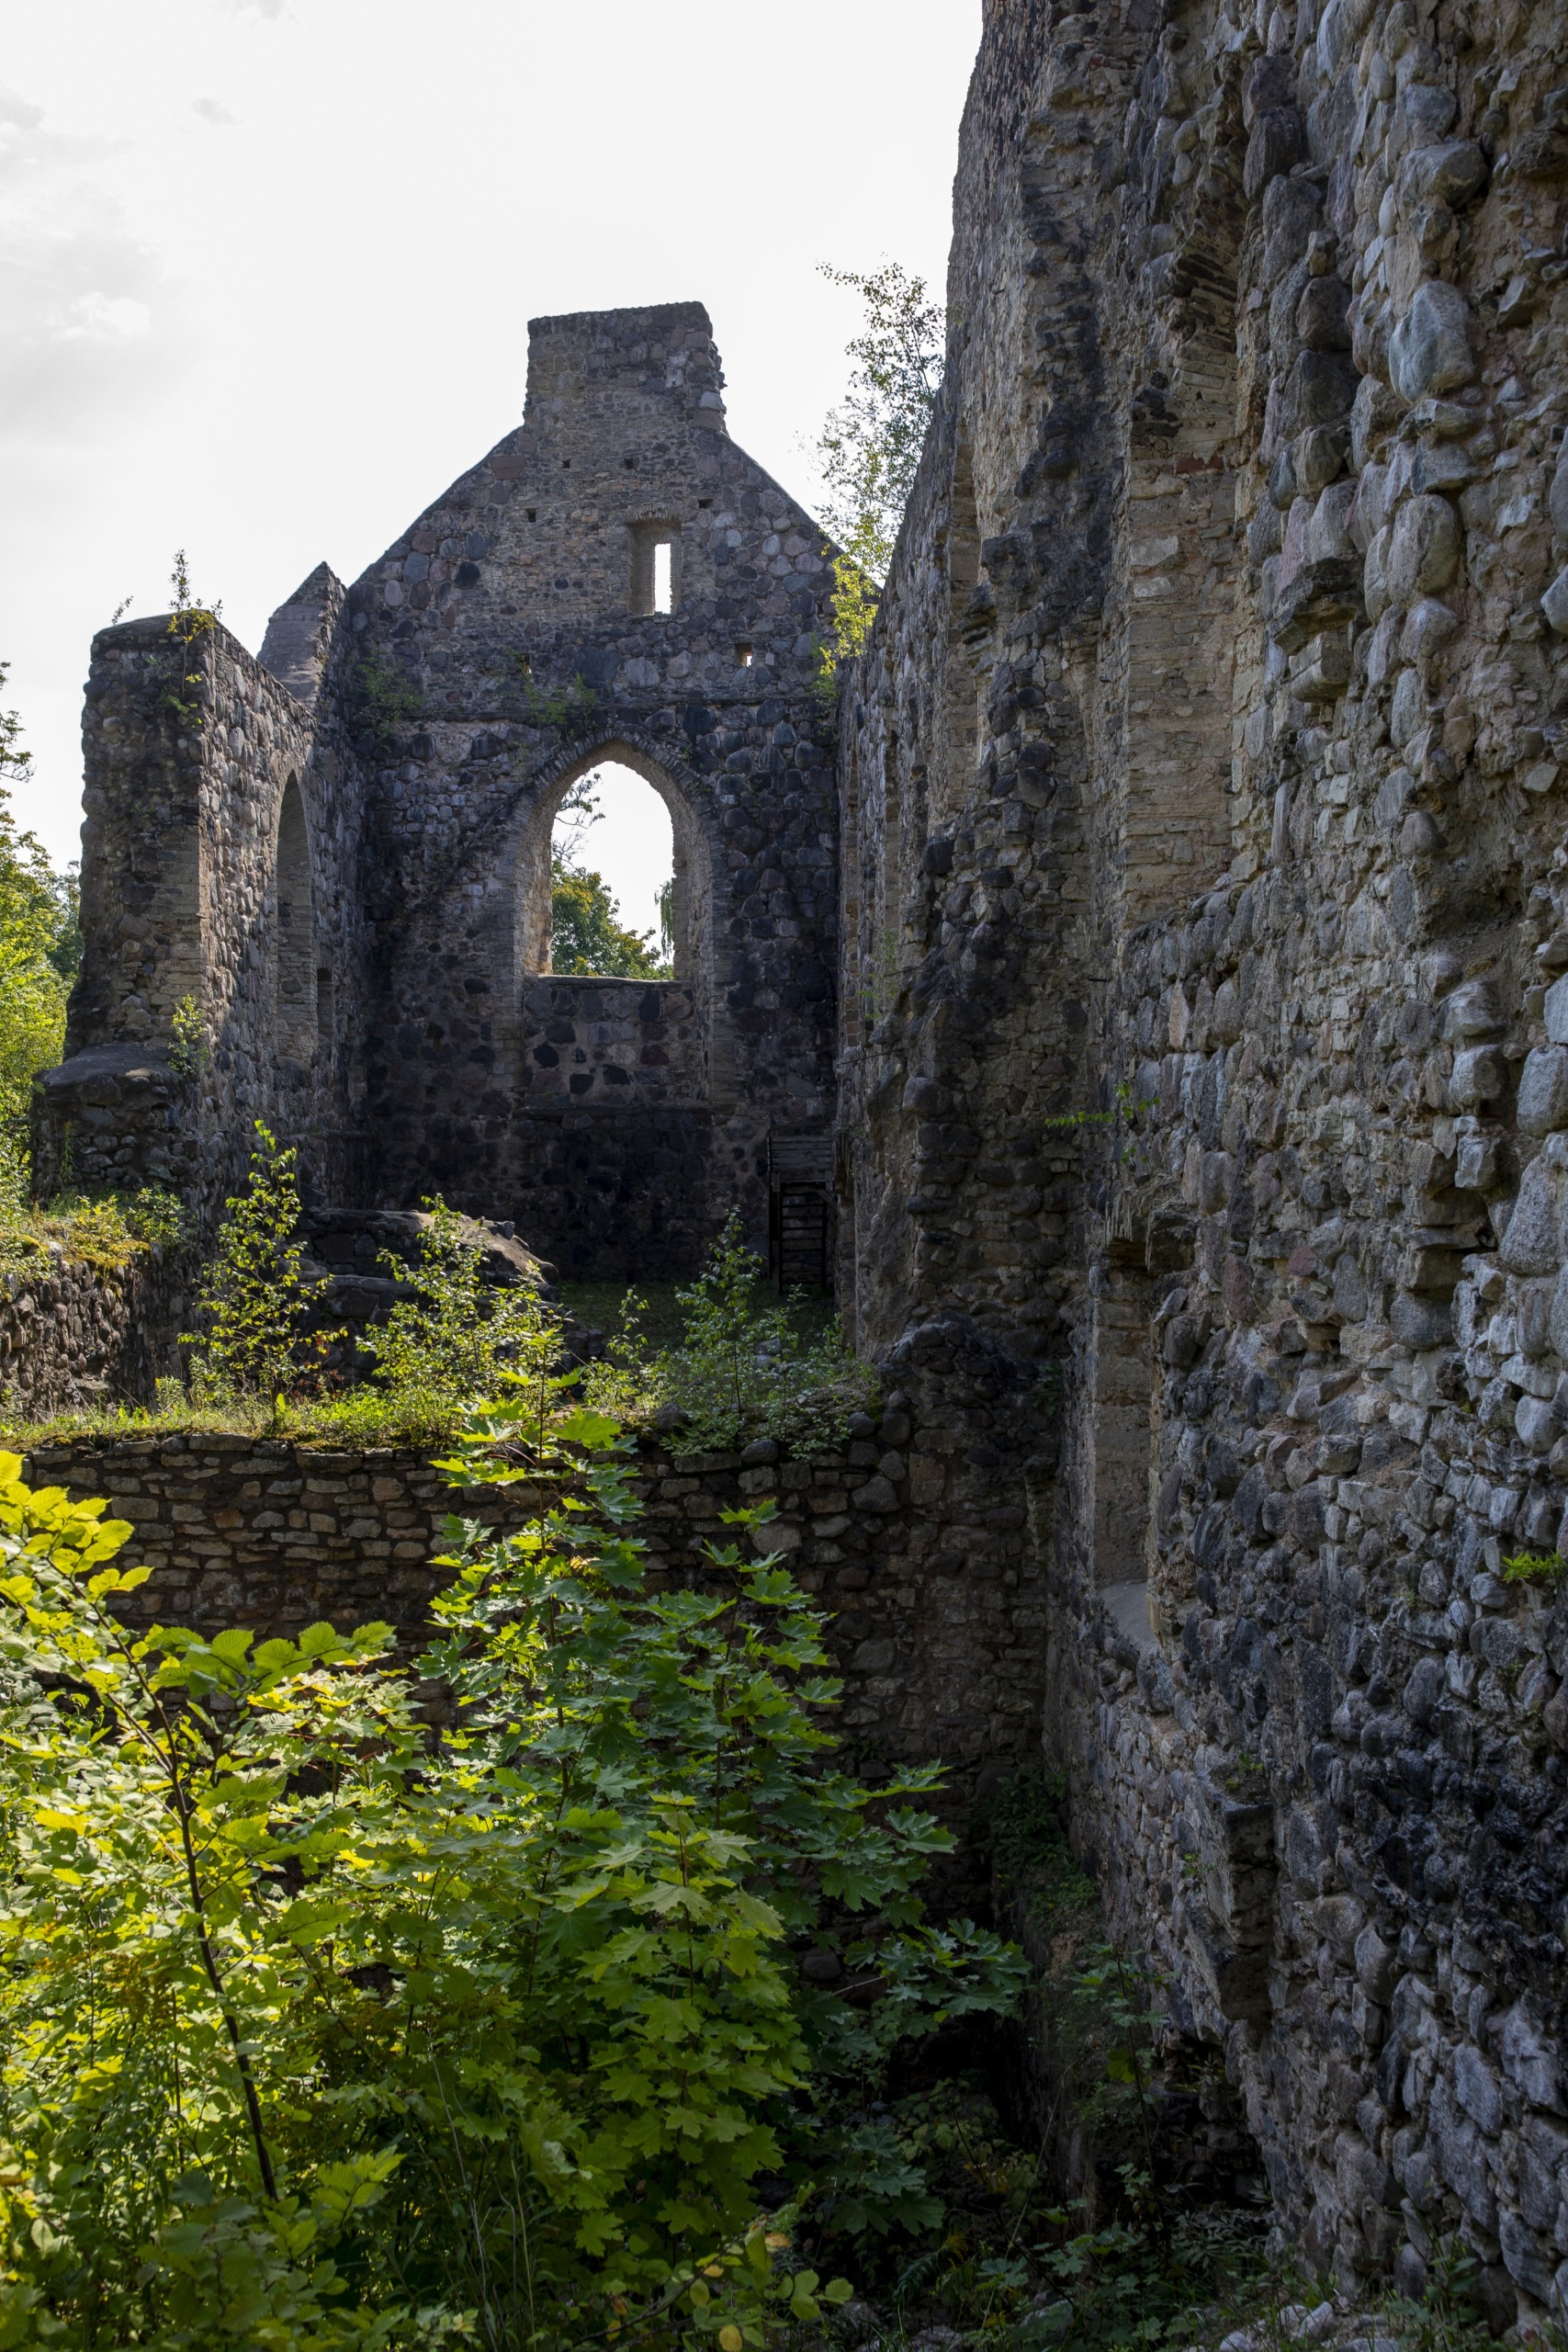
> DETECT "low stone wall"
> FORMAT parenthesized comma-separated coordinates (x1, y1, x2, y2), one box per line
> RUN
(22, 1360, 1049, 1840)
(1, 1248, 187, 1418)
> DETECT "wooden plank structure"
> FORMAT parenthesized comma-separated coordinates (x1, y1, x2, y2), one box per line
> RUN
(766, 1133, 832, 1294)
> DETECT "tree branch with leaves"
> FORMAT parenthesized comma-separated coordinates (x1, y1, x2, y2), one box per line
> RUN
(812, 263, 947, 703)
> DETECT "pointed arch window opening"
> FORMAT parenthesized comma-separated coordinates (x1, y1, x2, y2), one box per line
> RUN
(515, 743, 709, 996)
(547, 762, 676, 979)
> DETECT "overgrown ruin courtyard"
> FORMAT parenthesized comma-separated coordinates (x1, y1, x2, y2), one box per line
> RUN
(5, 0, 1568, 2339)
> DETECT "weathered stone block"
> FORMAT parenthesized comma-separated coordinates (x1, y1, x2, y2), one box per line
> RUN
(1388, 279, 1476, 401)
(1519, 1047, 1568, 1136)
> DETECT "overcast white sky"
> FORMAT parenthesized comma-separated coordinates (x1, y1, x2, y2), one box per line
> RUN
(0, 0, 978, 925)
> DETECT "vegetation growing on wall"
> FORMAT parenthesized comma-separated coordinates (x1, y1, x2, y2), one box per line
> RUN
(161, 550, 222, 725)
(0, 668, 80, 1186)
(0, 1188, 187, 1277)
(346, 644, 426, 753)
(496, 650, 602, 740)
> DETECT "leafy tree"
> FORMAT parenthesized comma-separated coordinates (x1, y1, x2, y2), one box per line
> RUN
(0, 667, 79, 1184)
(547, 779, 671, 977)
(366, 1196, 559, 1408)
(817, 262, 948, 582)
(550, 856, 669, 976)
(184, 1121, 333, 1409)
(813, 264, 947, 695)
(0, 1397, 1021, 2346)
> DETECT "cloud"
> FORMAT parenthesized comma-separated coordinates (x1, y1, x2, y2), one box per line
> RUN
(191, 95, 240, 125)
(54, 290, 153, 340)
(0, 85, 185, 447)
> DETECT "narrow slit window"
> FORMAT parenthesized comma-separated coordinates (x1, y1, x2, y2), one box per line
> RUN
(736, 641, 753, 668)
(630, 522, 680, 616)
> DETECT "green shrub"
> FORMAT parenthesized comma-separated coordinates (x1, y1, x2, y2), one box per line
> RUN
(0, 1398, 1020, 2346)
(183, 1122, 333, 1410)
(649, 1213, 876, 1457)
(363, 1198, 558, 1412)
(0, 1182, 189, 1273)
(1501, 1549, 1568, 1587)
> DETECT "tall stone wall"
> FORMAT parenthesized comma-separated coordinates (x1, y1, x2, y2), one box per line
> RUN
(840, 0, 1568, 2317)
(34, 0, 1568, 2305)
(339, 301, 840, 1275)
(34, 591, 371, 1220)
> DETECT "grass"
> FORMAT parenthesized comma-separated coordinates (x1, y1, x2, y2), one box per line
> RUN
(558, 1280, 689, 1352)
(6, 1267, 853, 1457)
(0, 1187, 188, 1275)
(558, 1277, 841, 1360)
(0, 1381, 471, 1455)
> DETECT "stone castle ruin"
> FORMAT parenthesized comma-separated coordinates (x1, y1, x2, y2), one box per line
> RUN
(32, 0, 1568, 2315)
(39, 302, 840, 1279)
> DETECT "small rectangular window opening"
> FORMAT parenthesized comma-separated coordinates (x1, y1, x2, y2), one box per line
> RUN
(736, 642, 754, 667)
(630, 522, 680, 616)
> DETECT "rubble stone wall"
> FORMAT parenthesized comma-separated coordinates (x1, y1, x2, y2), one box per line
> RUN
(839, 0, 1568, 2318)
(24, 1363, 1047, 1846)
(36, 0, 1568, 2309)
(34, 594, 371, 1220)
(333, 300, 842, 1272)
(0, 1250, 186, 1419)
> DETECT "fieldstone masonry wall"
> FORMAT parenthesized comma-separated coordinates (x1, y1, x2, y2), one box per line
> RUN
(0, 1250, 186, 1418)
(39, 305, 840, 1274)
(35, 594, 370, 1220)
(837, 0, 1568, 2321)
(27, 1372, 1046, 1857)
